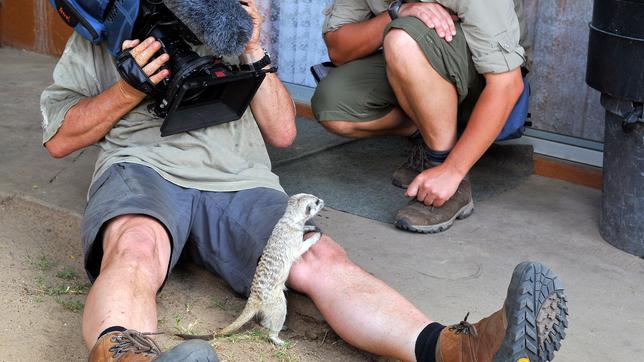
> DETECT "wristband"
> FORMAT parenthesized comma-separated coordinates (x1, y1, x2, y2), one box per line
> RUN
(388, 0, 403, 20)
(240, 51, 272, 72)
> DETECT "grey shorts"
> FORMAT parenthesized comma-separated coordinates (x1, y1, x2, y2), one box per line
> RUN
(81, 162, 288, 296)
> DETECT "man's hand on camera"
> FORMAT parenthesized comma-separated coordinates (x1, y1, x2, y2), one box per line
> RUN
(239, 0, 264, 58)
(118, 37, 171, 100)
(398, 2, 458, 42)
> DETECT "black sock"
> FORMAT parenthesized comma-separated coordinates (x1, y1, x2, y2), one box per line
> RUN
(424, 147, 450, 164)
(98, 325, 127, 339)
(415, 322, 446, 362)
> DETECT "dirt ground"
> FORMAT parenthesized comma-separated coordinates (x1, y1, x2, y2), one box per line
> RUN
(0, 195, 378, 362)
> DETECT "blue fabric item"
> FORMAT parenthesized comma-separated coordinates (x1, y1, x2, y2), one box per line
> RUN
(48, 0, 139, 56)
(496, 76, 530, 141)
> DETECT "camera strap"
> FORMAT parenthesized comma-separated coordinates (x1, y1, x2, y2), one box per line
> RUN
(115, 48, 157, 96)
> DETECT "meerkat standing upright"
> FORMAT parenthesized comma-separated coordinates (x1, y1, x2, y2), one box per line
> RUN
(218, 193, 325, 345)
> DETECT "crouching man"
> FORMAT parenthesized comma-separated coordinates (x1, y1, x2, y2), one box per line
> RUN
(313, 0, 529, 233)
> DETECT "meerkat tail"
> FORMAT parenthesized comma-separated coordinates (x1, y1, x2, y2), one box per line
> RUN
(218, 298, 261, 336)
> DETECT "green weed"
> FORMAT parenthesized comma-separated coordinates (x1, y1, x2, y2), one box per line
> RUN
(55, 298, 84, 313)
(56, 267, 79, 280)
(209, 296, 226, 310)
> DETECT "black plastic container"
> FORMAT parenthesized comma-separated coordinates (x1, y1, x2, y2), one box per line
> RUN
(586, 0, 644, 257)
(586, 0, 644, 101)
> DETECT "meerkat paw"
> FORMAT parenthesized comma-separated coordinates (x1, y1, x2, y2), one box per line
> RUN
(304, 232, 321, 244)
(270, 334, 285, 346)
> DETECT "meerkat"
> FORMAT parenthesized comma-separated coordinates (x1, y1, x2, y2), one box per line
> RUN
(217, 193, 325, 345)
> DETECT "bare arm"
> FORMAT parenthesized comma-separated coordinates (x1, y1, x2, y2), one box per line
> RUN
(325, 3, 457, 66)
(242, 0, 296, 148)
(406, 68, 524, 206)
(446, 69, 524, 177)
(45, 81, 144, 158)
(324, 12, 391, 66)
(45, 38, 170, 158)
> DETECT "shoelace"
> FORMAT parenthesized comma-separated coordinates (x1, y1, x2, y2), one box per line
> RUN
(449, 312, 479, 337)
(108, 330, 163, 358)
(405, 142, 429, 172)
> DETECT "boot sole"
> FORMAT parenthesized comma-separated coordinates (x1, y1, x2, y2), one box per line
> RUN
(493, 262, 568, 362)
(394, 199, 474, 234)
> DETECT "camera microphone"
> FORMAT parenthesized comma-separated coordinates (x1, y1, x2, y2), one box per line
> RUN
(163, 0, 254, 56)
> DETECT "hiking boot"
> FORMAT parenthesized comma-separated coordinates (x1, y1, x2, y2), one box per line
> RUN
(436, 261, 568, 362)
(392, 133, 427, 189)
(394, 177, 474, 233)
(88, 329, 219, 362)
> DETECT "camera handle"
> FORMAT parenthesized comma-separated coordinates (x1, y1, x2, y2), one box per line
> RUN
(115, 48, 158, 96)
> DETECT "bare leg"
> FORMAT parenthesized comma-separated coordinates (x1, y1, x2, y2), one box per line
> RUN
(321, 107, 417, 139)
(82, 215, 171, 349)
(288, 234, 430, 361)
(383, 29, 458, 151)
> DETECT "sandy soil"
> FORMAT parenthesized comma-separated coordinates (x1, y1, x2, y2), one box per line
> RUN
(0, 196, 380, 362)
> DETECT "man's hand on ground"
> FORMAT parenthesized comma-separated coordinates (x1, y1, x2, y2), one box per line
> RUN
(405, 163, 463, 207)
(398, 2, 458, 42)
(119, 37, 171, 99)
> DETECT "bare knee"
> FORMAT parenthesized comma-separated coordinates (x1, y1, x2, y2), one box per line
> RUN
(320, 120, 362, 138)
(101, 215, 171, 289)
(384, 29, 422, 72)
(288, 235, 360, 293)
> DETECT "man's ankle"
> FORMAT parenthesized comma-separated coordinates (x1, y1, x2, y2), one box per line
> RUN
(415, 322, 446, 362)
(424, 146, 450, 164)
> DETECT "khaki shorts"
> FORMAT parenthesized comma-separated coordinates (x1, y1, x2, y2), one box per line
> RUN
(312, 16, 485, 124)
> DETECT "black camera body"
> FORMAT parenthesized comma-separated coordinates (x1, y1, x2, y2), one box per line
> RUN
(118, 1, 274, 136)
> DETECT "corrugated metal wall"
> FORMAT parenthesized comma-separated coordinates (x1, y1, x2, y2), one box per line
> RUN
(525, 0, 604, 142)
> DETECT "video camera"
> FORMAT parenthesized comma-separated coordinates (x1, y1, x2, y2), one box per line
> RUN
(50, 0, 274, 136)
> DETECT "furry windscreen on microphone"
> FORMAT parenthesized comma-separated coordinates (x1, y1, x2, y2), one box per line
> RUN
(163, 0, 253, 56)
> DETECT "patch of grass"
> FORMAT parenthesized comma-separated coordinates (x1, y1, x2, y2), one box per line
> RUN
(55, 298, 84, 313)
(29, 255, 55, 271)
(40, 282, 90, 296)
(222, 328, 268, 344)
(273, 340, 298, 362)
(56, 267, 79, 280)
(31, 265, 89, 313)
(209, 296, 226, 310)
(174, 315, 202, 336)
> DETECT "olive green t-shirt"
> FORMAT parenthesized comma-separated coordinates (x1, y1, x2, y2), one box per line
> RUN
(40, 33, 283, 197)
(323, 0, 532, 74)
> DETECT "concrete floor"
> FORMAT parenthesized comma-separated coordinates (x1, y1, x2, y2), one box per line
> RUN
(1, 47, 642, 361)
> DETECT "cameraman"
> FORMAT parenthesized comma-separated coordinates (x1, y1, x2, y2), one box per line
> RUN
(41, 1, 566, 361)
(312, 0, 529, 234)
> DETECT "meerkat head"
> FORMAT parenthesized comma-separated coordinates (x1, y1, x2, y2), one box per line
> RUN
(288, 193, 325, 222)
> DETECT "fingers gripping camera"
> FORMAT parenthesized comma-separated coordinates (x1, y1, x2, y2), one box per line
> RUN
(116, 46, 159, 96)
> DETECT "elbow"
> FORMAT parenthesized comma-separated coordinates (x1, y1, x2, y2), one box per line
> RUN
(44, 139, 70, 159)
(328, 48, 348, 67)
(270, 126, 296, 148)
(325, 34, 349, 66)
(269, 115, 297, 148)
